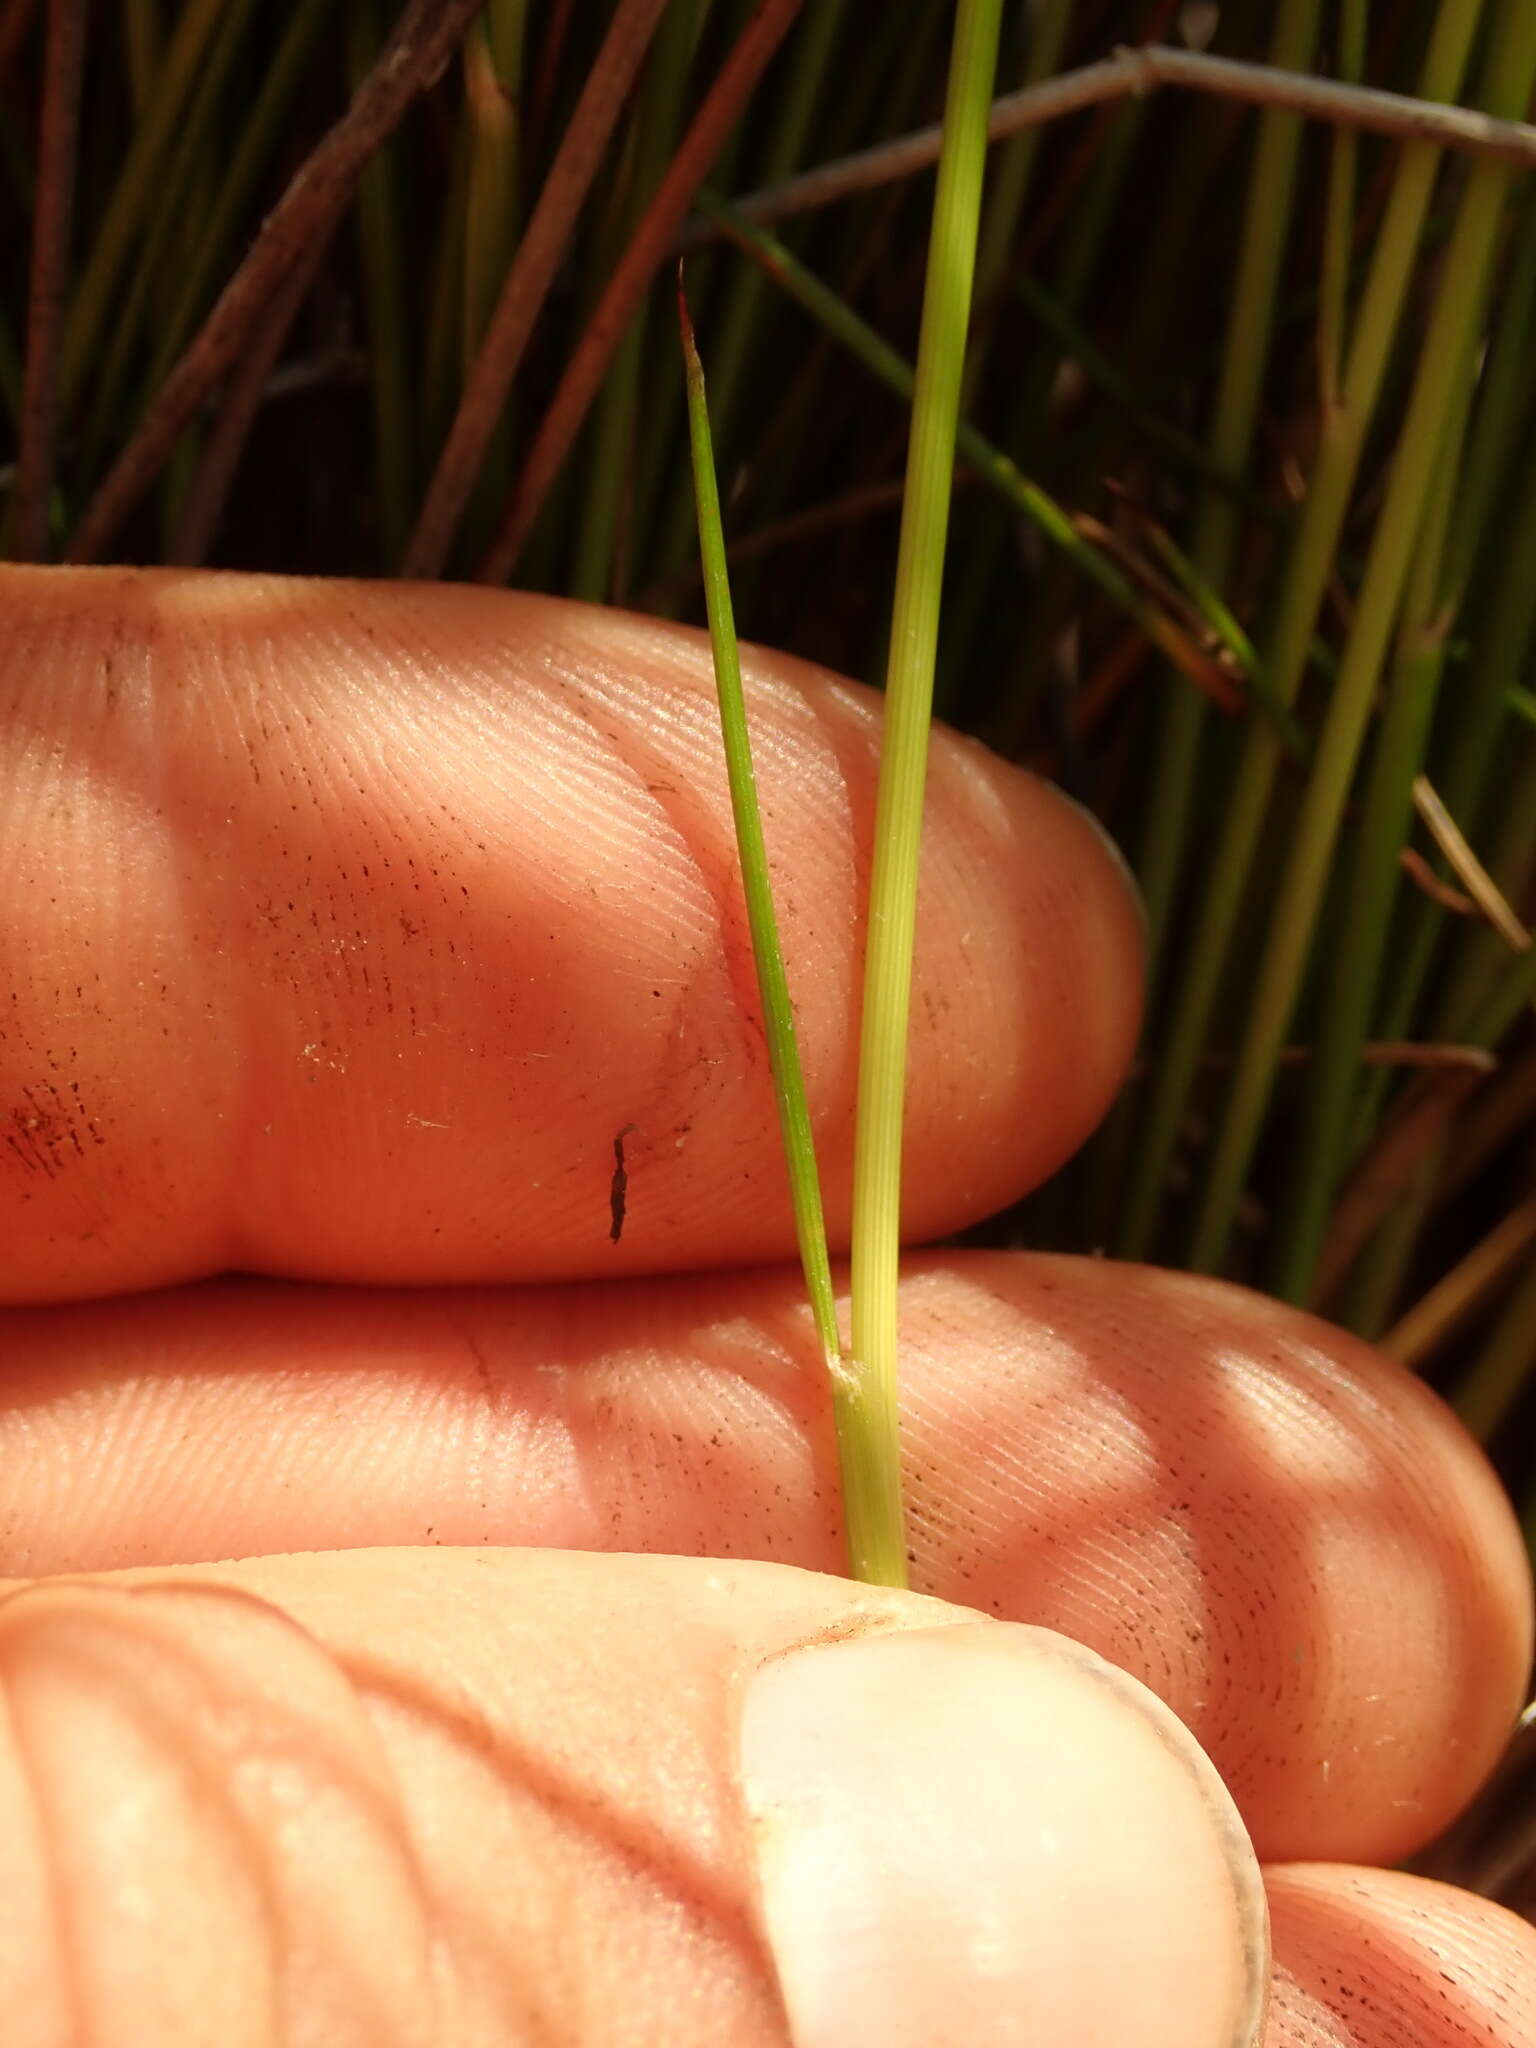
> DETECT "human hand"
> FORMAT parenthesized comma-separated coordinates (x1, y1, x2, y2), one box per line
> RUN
(0, 567, 1531, 2046)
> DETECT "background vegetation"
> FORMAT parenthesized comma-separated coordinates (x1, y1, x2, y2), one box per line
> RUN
(4, 0, 1535, 1906)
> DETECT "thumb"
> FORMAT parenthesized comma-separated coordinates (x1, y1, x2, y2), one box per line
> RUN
(0, 1549, 1267, 2047)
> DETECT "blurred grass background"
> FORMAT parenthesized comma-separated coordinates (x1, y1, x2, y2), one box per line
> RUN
(4, 0, 1536, 1900)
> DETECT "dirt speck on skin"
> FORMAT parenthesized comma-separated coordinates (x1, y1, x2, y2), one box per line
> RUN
(2, 1084, 104, 1178)
(609, 1122, 637, 1244)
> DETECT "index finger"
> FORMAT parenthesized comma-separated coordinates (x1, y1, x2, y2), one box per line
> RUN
(0, 567, 1143, 1302)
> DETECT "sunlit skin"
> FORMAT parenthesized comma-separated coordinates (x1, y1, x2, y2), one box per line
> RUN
(0, 567, 1531, 2045)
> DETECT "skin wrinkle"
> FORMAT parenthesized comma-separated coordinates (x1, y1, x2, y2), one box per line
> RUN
(0, 1575, 443, 2046)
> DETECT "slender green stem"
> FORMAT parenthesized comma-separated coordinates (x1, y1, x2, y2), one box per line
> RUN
(350, 0, 414, 563)
(848, 0, 1002, 1592)
(1190, 0, 1536, 1274)
(1441, 185, 1536, 604)
(679, 284, 857, 1563)
(968, 0, 1071, 351)
(122, 0, 162, 115)
(1356, 190, 1536, 1140)
(1340, 1152, 1440, 1338)
(574, 0, 705, 602)
(669, 4, 942, 578)
(1132, 0, 1322, 963)
(698, 193, 1253, 707)
(1463, 913, 1536, 1047)
(59, 0, 229, 413)
(424, 123, 470, 469)
(651, 0, 844, 583)
(1317, 0, 1366, 412)
(80, 0, 261, 469)
(1271, 374, 1471, 1301)
(1121, 0, 1487, 1271)
(463, 13, 523, 372)
(458, 6, 525, 549)
(146, 0, 337, 397)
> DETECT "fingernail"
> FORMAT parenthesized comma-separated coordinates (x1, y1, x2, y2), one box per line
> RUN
(742, 1622, 1268, 2048)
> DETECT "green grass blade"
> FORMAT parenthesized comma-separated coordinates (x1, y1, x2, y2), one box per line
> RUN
(350, 0, 414, 564)
(1189, 0, 1536, 1274)
(59, 0, 229, 414)
(678, 281, 871, 1571)
(848, 0, 1003, 1592)
(649, 0, 846, 583)
(1132, 0, 1322, 967)
(122, 0, 163, 115)
(1120, 0, 1488, 1268)
(457, 6, 525, 551)
(1272, 378, 1471, 1302)
(968, 0, 1071, 366)
(78, 0, 262, 470)
(1352, 183, 1536, 1145)
(147, 0, 337, 397)
(462, 11, 523, 374)
(697, 193, 1246, 710)
(573, 0, 706, 602)
(1317, 0, 1366, 411)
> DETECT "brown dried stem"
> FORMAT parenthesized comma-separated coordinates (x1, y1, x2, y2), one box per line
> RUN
(684, 41, 1536, 248)
(12, 0, 88, 562)
(404, 0, 672, 580)
(475, 0, 804, 586)
(65, 0, 487, 565)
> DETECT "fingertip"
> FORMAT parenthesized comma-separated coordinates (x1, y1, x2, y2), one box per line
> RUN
(886, 1255, 1534, 1863)
(1263, 1865, 1536, 2047)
